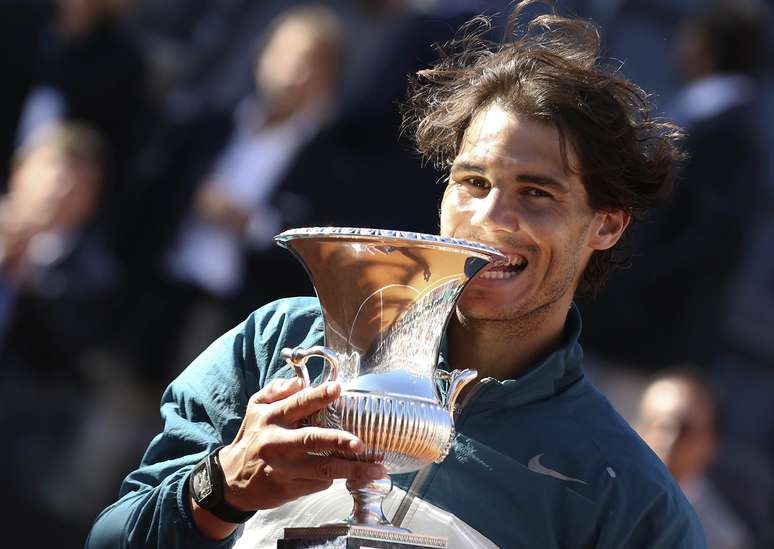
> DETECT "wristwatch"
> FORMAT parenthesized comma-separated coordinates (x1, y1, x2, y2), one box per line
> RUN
(189, 446, 255, 524)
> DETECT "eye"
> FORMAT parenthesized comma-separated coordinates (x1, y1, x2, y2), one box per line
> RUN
(523, 187, 552, 198)
(463, 177, 490, 190)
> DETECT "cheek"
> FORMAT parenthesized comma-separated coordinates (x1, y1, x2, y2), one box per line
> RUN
(522, 200, 568, 229)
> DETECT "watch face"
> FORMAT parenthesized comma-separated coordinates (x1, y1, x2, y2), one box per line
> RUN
(192, 463, 213, 501)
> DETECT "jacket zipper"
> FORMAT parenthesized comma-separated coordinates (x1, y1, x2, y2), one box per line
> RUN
(391, 377, 495, 527)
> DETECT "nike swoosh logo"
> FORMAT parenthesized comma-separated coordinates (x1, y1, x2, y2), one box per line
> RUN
(527, 454, 588, 484)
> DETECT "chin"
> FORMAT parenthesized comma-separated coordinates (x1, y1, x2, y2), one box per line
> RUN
(456, 297, 524, 322)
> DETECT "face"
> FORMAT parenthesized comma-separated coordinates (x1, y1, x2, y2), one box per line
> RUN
(256, 21, 330, 114)
(440, 102, 627, 322)
(636, 378, 717, 482)
(10, 146, 100, 230)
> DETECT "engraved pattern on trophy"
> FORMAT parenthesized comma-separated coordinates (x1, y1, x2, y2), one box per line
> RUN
(337, 279, 465, 471)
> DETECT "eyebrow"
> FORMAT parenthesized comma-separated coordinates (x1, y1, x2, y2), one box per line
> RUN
(451, 161, 570, 193)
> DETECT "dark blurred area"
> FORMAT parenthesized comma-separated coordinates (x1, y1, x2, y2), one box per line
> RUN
(0, 0, 772, 547)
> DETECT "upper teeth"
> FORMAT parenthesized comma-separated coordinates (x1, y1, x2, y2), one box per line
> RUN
(478, 255, 528, 280)
(481, 270, 520, 280)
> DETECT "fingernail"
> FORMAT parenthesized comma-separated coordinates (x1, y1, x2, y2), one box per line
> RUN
(349, 438, 365, 454)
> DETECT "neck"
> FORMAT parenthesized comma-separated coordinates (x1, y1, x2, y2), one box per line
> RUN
(447, 300, 570, 381)
(263, 103, 296, 127)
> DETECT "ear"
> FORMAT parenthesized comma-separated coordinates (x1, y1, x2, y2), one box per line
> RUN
(588, 210, 630, 251)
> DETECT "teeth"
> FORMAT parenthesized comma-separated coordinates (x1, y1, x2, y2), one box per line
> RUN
(480, 270, 521, 280)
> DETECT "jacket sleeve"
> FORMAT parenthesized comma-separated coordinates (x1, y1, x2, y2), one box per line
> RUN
(85, 317, 261, 549)
(85, 298, 323, 548)
(595, 475, 708, 549)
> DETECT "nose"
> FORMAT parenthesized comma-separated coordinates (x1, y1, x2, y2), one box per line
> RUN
(469, 188, 518, 234)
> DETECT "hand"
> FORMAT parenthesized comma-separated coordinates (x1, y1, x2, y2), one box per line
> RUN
(193, 183, 250, 233)
(218, 377, 386, 513)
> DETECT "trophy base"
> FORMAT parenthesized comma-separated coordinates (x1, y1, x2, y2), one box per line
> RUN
(278, 525, 447, 549)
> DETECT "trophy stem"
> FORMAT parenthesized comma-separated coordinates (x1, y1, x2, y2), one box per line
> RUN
(345, 477, 403, 530)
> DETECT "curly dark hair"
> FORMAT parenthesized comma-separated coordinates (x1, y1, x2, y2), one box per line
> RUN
(403, 0, 685, 296)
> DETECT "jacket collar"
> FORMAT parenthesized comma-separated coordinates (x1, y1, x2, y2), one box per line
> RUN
(438, 303, 584, 409)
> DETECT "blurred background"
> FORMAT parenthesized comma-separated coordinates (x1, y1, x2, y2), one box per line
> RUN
(0, 0, 772, 547)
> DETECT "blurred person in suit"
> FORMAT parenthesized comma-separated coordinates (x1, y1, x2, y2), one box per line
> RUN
(116, 5, 343, 385)
(636, 371, 756, 549)
(580, 0, 770, 369)
(0, 122, 117, 368)
(0, 122, 120, 546)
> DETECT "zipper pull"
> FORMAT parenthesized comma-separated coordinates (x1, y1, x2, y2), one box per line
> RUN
(453, 377, 494, 420)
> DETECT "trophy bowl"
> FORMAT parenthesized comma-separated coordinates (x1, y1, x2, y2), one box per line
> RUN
(281, 346, 478, 474)
(275, 227, 505, 539)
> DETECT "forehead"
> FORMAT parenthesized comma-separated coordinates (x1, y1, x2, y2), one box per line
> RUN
(15, 146, 99, 184)
(640, 378, 717, 432)
(266, 20, 318, 55)
(641, 379, 689, 417)
(457, 102, 578, 175)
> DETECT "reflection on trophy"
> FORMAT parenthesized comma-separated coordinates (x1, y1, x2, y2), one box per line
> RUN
(274, 227, 505, 549)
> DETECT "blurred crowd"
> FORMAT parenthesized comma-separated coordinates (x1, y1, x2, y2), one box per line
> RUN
(0, 0, 772, 547)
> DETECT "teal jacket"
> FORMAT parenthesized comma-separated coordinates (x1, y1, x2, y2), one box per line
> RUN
(86, 297, 706, 548)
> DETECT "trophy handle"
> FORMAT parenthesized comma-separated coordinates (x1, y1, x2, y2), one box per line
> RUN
(435, 369, 478, 414)
(280, 345, 340, 388)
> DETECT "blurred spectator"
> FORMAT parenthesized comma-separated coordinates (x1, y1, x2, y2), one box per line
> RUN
(580, 0, 770, 369)
(165, 4, 342, 288)
(115, 4, 344, 383)
(0, 122, 118, 369)
(636, 371, 753, 549)
(0, 122, 119, 547)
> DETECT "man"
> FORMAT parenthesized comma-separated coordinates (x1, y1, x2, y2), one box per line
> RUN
(0, 122, 116, 366)
(117, 4, 342, 384)
(636, 371, 752, 549)
(0, 122, 119, 545)
(87, 2, 705, 547)
(580, 0, 770, 369)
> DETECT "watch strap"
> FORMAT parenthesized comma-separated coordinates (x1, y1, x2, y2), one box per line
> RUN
(190, 446, 256, 524)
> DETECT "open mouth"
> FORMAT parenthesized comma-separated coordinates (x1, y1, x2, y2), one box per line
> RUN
(479, 256, 528, 280)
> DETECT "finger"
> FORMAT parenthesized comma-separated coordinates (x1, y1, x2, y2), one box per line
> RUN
(277, 426, 365, 455)
(270, 382, 342, 424)
(285, 454, 387, 482)
(251, 377, 305, 405)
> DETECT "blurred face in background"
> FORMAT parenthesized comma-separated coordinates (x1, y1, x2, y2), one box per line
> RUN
(636, 377, 717, 484)
(255, 17, 339, 119)
(55, 0, 135, 36)
(9, 145, 100, 232)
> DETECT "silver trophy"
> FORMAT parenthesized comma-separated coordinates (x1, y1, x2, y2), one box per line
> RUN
(275, 227, 505, 549)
